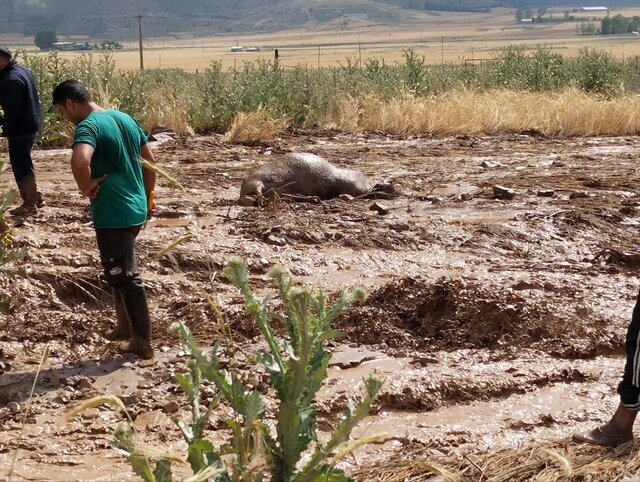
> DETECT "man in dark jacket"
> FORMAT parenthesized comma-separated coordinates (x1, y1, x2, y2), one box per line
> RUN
(0, 47, 44, 216)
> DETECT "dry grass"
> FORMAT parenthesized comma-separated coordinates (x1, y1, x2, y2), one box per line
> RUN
(331, 89, 640, 137)
(140, 89, 195, 136)
(223, 109, 290, 145)
(351, 440, 640, 482)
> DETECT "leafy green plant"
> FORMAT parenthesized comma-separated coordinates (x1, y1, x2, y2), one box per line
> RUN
(0, 157, 26, 268)
(111, 257, 383, 482)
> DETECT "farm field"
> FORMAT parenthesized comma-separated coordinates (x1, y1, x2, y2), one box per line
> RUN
(4, 7, 640, 70)
(2, 131, 640, 480)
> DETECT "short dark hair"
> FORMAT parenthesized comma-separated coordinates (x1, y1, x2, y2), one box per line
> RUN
(0, 47, 11, 60)
(52, 79, 92, 105)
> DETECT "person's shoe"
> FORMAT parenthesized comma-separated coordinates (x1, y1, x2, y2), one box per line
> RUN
(9, 204, 37, 216)
(36, 192, 45, 209)
(118, 338, 154, 360)
(572, 426, 634, 447)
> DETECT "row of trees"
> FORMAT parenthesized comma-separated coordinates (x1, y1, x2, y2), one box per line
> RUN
(600, 14, 640, 35)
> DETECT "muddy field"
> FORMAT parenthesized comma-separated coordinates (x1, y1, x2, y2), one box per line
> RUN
(2, 132, 640, 480)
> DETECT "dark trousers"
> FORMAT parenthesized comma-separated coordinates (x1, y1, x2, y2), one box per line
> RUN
(95, 227, 151, 341)
(619, 291, 640, 410)
(8, 136, 36, 182)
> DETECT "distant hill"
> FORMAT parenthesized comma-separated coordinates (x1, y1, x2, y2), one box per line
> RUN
(2, 0, 638, 40)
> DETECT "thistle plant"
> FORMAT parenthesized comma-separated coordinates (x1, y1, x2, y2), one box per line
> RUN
(110, 257, 383, 481)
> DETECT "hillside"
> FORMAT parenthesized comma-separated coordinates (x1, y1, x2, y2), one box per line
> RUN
(2, 0, 639, 40)
(2, 0, 420, 39)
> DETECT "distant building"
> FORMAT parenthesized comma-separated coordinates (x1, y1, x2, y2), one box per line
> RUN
(51, 42, 91, 51)
(520, 18, 533, 23)
(230, 46, 261, 53)
(342, 13, 368, 20)
(580, 6, 609, 12)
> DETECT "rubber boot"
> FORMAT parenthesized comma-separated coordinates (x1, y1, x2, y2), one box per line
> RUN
(36, 191, 45, 209)
(118, 281, 154, 360)
(103, 290, 132, 341)
(9, 174, 39, 217)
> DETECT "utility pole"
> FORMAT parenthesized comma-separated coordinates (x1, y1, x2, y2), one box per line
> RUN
(441, 36, 444, 65)
(136, 12, 144, 70)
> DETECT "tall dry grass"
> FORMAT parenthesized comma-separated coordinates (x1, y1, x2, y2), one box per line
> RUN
(330, 89, 640, 137)
(140, 89, 195, 136)
(223, 109, 290, 145)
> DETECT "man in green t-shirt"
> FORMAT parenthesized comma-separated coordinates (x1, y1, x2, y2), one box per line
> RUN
(52, 79, 157, 360)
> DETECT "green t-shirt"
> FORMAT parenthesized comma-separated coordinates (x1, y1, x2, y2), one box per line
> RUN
(72, 110, 149, 229)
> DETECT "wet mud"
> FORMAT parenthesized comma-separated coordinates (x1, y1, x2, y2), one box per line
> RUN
(1, 132, 640, 480)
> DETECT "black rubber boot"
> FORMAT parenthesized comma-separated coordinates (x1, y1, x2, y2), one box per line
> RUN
(118, 281, 154, 360)
(103, 290, 132, 341)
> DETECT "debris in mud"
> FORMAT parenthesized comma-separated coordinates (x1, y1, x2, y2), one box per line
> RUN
(493, 185, 517, 200)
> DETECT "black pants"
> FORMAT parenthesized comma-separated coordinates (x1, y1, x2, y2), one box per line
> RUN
(8, 136, 36, 182)
(619, 291, 640, 410)
(95, 227, 151, 341)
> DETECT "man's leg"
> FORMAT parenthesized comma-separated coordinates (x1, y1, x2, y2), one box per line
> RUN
(573, 291, 640, 446)
(96, 227, 153, 359)
(7, 136, 42, 216)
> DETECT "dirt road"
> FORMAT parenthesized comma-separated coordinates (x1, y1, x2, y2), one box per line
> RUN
(1, 132, 640, 480)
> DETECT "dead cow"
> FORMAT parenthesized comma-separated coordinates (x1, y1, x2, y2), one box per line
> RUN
(238, 153, 372, 206)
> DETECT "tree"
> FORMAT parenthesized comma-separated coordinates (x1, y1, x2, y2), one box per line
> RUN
(515, 8, 524, 22)
(34, 31, 57, 50)
(538, 6, 547, 17)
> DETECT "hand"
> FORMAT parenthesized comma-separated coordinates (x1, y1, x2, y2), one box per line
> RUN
(147, 191, 157, 215)
(81, 174, 107, 199)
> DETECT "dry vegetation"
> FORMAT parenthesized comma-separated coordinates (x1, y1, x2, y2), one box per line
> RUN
(331, 88, 640, 137)
(223, 109, 290, 145)
(353, 440, 640, 481)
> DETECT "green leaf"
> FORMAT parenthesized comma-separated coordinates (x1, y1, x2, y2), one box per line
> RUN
(111, 423, 135, 454)
(173, 417, 194, 444)
(130, 452, 156, 482)
(175, 373, 196, 401)
(243, 390, 265, 424)
(187, 439, 222, 474)
(153, 460, 173, 482)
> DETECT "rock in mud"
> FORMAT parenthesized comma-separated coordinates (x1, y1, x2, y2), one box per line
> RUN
(82, 408, 100, 420)
(493, 185, 517, 200)
(480, 160, 501, 169)
(8, 402, 21, 414)
(162, 401, 180, 414)
(370, 202, 390, 215)
(570, 191, 592, 200)
(537, 189, 555, 197)
(266, 234, 287, 247)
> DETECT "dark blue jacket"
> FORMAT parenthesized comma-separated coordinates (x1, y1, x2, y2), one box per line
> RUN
(0, 61, 43, 138)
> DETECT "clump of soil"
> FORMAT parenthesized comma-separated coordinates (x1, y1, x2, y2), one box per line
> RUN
(338, 277, 617, 356)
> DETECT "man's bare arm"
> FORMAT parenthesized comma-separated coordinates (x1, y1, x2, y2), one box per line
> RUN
(71, 143, 105, 198)
(141, 143, 157, 195)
